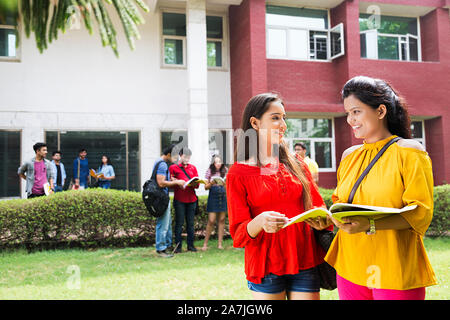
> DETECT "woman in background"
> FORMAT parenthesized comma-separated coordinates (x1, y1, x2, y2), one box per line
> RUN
(202, 155, 228, 251)
(97, 155, 115, 189)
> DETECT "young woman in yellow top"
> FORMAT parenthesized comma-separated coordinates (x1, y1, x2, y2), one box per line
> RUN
(313, 76, 437, 300)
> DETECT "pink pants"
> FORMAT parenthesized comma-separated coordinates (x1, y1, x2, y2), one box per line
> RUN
(337, 274, 426, 300)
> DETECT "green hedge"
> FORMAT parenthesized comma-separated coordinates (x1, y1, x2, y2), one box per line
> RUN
(0, 185, 447, 249)
(428, 184, 450, 237)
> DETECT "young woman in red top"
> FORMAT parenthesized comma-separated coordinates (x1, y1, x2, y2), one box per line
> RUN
(226, 93, 330, 300)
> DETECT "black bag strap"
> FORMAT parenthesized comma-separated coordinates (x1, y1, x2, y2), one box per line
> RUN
(151, 160, 166, 181)
(179, 165, 191, 180)
(179, 164, 198, 201)
(348, 137, 401, 204)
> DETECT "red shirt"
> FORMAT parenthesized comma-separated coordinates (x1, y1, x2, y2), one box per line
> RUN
(169, 163, 199, 203)
(226, 161, 329, 284)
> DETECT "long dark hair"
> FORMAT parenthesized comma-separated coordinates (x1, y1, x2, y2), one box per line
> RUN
(99, 155, 112, 170)
(209, 155, 227, 178)
(234, 93, 312, 210)
(341, 76, 411, 139)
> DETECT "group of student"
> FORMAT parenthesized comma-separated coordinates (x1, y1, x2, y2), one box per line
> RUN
(18, 146, 116, 199)
(152, 147, 228, 257)
(226, 75, 436, 301)
(17, 74, 436, 300)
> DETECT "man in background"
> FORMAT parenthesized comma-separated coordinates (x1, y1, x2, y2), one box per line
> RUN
(73, 148, 89, 189)
(18, 142, 54, 198)
(51, 151, 66, 192)
(294, 142, 319, 185)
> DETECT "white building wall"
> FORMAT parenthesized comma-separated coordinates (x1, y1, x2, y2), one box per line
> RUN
(0, 3, 232, 198)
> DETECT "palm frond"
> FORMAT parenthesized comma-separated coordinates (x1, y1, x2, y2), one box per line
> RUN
(11, 0, 150, 57)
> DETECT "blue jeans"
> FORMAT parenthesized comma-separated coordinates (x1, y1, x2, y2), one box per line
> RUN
(54, 185, 64, 193)
(247, 267, 320, 294)
(173, 199, 196, 248)
(155, 201, 172, 252)
(98, 181, 111, 189)
(79, 180, 88, 189)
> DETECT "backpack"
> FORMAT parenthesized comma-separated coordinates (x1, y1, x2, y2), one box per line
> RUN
(142, 160, 170, 218)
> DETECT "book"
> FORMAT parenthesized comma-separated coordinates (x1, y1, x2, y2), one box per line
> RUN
(183, 177, 207, 189)
(210, 176, 226, 186)
(43, 182, 52, 196)
(90, 169, 105, 179)
(283, 203, 418, 228)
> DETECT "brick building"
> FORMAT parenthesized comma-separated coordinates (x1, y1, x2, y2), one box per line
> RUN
(229, 0, 450, 188)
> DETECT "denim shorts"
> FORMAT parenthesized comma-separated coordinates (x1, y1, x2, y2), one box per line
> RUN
(247, 267, 320, 294)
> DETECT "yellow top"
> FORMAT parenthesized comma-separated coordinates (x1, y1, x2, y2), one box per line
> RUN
(325, 135, 437, 290)
(304, 156, 319, 175)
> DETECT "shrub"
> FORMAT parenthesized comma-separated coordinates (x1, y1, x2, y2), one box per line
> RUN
(1, 185, 446, 250)
(318, 187, 334, 209)
(0, 189, 214, 250)
(427, 184, 450, 237)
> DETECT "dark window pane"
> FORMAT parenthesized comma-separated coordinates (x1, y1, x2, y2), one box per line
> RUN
(401, 41, 407, 61)
(161, 131, 188, 157)
(409, 37, 418, 61)
(162, 13, 186, 36)
(207, 41, 222, 67)
(310, 31, 328, 60)
(266, 5, 328, 29)
(378, 36, 399, 60)
(0, 131, 21, 197)
(315, 141, 332, 168)
(206, 16, 223, 39)
(360, 33, 367, 58)
(164, 39, 183, 65)
(330, 26, 342, 57)
(0, 28, 16, 57)
(45, 131, 58, 160)
(209, 130, 229, 164)
(128, 132, 140, 191)
(410, 121, 423, 139)
(359, 14, 417, 35)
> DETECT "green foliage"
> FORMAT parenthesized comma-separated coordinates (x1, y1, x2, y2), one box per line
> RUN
(428, 184, 450, 237)
(0, 189, 214, 250)
(1, 186, 447, 250)
(318, 187, 334, 209)
(9, 0, 149, 57)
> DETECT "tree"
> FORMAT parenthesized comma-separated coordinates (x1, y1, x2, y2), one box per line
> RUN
(0, 0, 149, 57)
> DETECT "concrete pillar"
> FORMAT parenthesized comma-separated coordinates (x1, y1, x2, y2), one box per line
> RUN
(186, 0, 210, 191)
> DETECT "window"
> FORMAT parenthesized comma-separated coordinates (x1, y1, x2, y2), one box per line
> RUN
(160, 130, 188, 157)
(206, 16, 223, 68)
(45, 131, 140, 191)
(0, 12, 18, 60)
(161, 130, 232, 165)
(162, 12, 186, 66)
(410, 120, 425, 147)
(0, 130, 21, 198)
(285, 118, 335, 171)
(266, 5, 344, 61)
(359, 14, 420, 61)
(209, 130, 233, 165)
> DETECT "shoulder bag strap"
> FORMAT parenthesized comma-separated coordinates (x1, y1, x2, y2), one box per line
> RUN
(151, 160, 165, 181)
(179, 165, 192, 180)
(348, 137, 401, 204)
(180, 165, 198, 201)
(77, 158, 80, 180)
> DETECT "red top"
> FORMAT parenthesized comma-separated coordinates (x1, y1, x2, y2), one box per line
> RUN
(169, 163, 199, 203)
(226, 161, 329, 284)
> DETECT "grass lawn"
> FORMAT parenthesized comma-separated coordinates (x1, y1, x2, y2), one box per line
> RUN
(0, 237, 448, 300)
